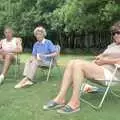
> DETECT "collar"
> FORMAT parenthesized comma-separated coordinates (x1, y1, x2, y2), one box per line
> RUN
(5, 37, 14, 42)
(37, 39, 46, 44)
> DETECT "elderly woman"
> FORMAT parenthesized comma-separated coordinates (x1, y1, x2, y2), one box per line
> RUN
(43, 21, 120, 114)
(15, 26, 57, 88)
(0, 27, 22, 85)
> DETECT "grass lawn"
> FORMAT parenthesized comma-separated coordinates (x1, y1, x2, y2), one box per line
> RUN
(0, 53, 120, 120)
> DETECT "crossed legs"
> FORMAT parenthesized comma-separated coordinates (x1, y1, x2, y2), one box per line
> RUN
(53, 59, 105, 109)
(14, 59, 38, 88)
(0, 53, 15, 76)
(0, 53, 15, 84)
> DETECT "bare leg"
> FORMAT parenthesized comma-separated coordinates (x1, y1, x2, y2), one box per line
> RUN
(67, 61, 84, 108)
(67, 59, 105, 109)
(2, 54, 14, 76)
(54, 60, 75, 104)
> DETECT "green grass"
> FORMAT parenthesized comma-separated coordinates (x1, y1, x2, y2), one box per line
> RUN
(0, 53, 120, 120)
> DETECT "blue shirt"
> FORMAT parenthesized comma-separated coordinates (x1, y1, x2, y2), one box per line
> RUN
(32, 39, 56, 62)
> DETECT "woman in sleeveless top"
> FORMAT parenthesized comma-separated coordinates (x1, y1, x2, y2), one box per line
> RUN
(0, 27, 22, 85)
(43, 21, 120, 114)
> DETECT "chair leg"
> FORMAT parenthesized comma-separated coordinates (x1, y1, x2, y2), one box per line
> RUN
(46, 59, 53, 82)
(14, 64, 18, 80)
(79, 82, 103, 109)
(80, 87, 109, 110)
(14, 62, 20, 80)
(80, 66, 118, 110)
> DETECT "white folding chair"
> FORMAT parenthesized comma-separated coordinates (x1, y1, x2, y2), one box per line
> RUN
(39, 45, 61, 82)
(80, 64, 120, 110)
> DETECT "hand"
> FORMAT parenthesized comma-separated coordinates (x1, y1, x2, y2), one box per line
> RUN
(40, 54, 48, 58)
(95, 54, 103, 60)
(37, 54, 48, 61)
(37, 54, 44, 61)
(94, 57, 107, 65)
(29, 56, 36, 62)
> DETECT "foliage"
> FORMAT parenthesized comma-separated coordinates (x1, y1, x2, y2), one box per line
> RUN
(0, 0, 65, 36)
(0, 54, 120, 120)
(50, 0, 120, 32)
(0, 0, 119, 45)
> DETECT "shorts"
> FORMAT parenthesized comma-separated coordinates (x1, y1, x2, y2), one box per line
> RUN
(103, 67, 120, 86)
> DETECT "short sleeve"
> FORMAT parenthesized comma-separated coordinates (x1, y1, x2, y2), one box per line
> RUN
(102, 43, 114, 55)
(48, 40, 56, 53)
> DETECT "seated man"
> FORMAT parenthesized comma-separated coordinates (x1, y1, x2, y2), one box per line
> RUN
(43, 21, 120, 114)
(15, 26, 57, 88)
(0, 27, 22, 85)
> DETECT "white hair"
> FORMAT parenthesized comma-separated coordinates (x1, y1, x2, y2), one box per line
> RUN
(34, 27, 47, 36)
(4, 27, 14, 34)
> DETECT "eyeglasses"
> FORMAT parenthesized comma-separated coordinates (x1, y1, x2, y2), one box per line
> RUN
(112, 31, 120, 36)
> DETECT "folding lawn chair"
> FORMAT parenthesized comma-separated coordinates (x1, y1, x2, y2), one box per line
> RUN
(39, 44, 61, 82)
(80, 64, 120, 110)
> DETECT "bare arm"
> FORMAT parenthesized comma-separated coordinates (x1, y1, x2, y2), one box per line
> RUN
(30, 55, 37, 62)
(44, 52, 57, 58)
(37, 52, 57, 61)
(94, 57, 120, 66)
(0, 40, 6, 53)
(15, 37, 23, 53)
(94, 54, 104, 60)
(0, 40, 2, 49)
(102, 57, 120, 64)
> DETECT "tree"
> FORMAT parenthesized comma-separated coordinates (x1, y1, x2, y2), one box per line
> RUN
(49, 0, 120, 32)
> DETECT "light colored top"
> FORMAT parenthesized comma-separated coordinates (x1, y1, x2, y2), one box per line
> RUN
(102, 42, 120, 79)
(1, 37, 17, 52)
(32, 39, 56, 62)
(103, 42, 120, 58)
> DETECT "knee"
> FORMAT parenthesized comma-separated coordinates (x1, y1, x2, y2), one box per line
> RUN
(66, 60, 75, 68)
(72, 60, 86, 69)
(5, 54, 13, 61)
(27, 59, 38, 65)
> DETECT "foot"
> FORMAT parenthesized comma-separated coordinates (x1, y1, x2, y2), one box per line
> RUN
(0, 74, 4, 85)
(22, 80, 33, 87)
(14, 78, 33, 88)
(43, 100, 65, 110)
(14, 77, 27, 88)
(82, 84, 100, 93)
(57, 105, 80, 114)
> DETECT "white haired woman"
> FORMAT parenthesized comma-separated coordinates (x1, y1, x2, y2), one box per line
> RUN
(15, 26, 57, 88)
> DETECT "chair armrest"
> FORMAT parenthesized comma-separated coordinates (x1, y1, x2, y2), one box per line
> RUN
(115, 64, 120, 68)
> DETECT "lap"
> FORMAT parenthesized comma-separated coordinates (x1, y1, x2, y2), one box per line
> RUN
(27, 59, 51, 68)
(0, 53, 16, 62)
(72, 59, 105, 81)
(71, 59, 120, 86)
(100, 68, 120, 86)
(38, 60, 51, 67)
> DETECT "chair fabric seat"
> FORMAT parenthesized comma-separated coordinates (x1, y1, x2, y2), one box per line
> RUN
(80, 64, 120, 109)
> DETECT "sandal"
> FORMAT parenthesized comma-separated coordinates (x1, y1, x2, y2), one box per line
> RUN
(57, 105, 80, 114)
(14, 79, 33, 88)
(43, 100, 65, 110)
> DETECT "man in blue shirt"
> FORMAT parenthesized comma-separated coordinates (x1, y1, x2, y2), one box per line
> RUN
(15, 26, 57, 88)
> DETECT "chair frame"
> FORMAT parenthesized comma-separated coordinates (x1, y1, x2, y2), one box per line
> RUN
(39, 45, 61, 82)
(80, 64, 120, 110)
(14, 53, 21, 80)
